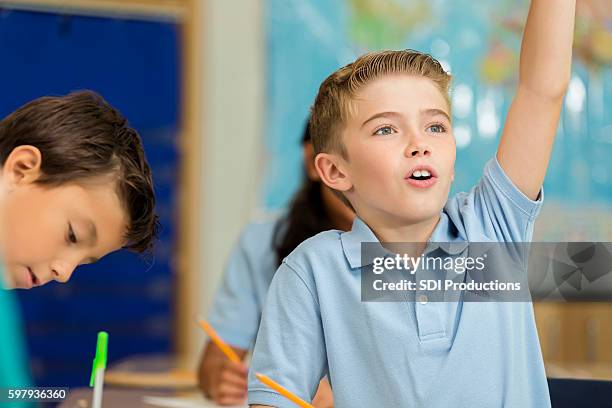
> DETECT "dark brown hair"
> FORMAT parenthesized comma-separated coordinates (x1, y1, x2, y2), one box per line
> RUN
(272, 121, 334, 266)
(0, 90, 159, 253)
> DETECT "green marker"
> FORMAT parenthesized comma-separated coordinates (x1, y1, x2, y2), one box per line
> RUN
(89, 331, 108, 408)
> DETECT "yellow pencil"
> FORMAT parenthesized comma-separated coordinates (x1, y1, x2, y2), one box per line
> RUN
(198, 319, 241, 364)
(255, 373, 315, 408)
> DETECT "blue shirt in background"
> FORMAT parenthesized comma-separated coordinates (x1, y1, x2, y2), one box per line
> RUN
(248, 156, 550, 408)
(208, 216, 281, 350)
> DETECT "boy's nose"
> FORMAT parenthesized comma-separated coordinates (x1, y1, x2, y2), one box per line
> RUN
(404, 130, 432, 157)
(406, 142, 431, 158)
(51, 263, 76, 284)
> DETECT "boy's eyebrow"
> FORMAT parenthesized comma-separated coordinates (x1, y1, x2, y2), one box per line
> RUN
(360, 111, 402, 128)
(421, 108, 451, 122)
(361, 109, 451, 129)
(84, 221, 99, 264)
(87, 220, 98, 244)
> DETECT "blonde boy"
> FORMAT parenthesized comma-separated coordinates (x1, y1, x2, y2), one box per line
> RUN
(248, 1, 575, 407)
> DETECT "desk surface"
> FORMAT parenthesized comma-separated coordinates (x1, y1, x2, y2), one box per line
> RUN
(546, 362, 612, 381)
(58, 388, 246, 408)
(59, 388, 168, 408)
(59, 354, 200, 408)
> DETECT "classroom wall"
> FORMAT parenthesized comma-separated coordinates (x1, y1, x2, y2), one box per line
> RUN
(193, 0, 265, 361)
(0, 0, 265, 371)
(262, 0, 612, 242)
(0, 5, 181, 385)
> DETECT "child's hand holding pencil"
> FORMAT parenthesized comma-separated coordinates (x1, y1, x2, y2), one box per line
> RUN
(199, 319, 333, 407)
(207, 357, 249, 405)
(198, 320, 249, 406)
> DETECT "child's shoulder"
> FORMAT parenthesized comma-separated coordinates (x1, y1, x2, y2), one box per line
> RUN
(442, 156, 543, 243)
(240, 215, 280, 238)
(235, 213, 283, 254)
(282, 229, 344, 270)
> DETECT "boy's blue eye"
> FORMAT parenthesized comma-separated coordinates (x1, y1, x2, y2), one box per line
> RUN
(373, 126, 395, 136)
(427, 124, 446, 133)
(68, 224, 78, 244)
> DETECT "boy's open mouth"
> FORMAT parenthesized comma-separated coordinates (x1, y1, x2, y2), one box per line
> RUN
(405, 164, 438, 180)
(408, 170, 433, 181)
(27, 267, 39, 286)
(405, 165, 438, 188)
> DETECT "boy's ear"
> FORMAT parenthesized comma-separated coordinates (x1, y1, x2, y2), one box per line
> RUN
(2, 145, 43, 187)
(314, 152, 352, 192)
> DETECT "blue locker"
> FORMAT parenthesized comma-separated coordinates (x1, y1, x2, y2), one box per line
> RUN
(0, 8, 180, 387)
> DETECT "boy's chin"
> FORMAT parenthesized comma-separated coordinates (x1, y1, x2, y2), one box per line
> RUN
(396, 205, 443, 223)
(1, 274, 16, 290)
(3, 265, 33, 290)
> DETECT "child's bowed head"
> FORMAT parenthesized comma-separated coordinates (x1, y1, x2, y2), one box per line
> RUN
(0, 91, 159, 289)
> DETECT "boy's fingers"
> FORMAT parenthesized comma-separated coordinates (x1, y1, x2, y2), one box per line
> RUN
(215, 383, 247, 405)
(218, 382, 247, 396)
(210, 388, 244, 402)
(219, 369, 248, 388)
(226, 360, 249, 375)
(215, 394, 246, 406)
(217, 394, 247, 406)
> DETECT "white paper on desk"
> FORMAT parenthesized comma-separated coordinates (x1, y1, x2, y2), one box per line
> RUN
(143, 395, 247, 408)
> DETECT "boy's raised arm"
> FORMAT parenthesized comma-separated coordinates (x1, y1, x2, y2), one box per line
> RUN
(497, 0, 576, 200)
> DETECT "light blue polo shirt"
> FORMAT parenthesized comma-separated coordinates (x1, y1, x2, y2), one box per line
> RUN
(248, 156, 550, 408)
(208, 216, 281, 350)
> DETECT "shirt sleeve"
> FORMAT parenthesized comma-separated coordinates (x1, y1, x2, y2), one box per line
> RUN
(469, 155, 544, 243)
(207, 232, 262, 350)
(0, 289, 33, 391)
(248, 262, 327, 408)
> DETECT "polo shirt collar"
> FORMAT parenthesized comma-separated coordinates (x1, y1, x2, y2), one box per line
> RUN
(340, 214, 469, 269)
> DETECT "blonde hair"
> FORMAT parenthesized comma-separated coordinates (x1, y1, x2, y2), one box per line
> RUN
(309, 50, 451, 157)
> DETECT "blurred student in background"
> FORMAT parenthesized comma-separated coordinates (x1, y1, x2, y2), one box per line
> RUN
(198, 121, 354, 406)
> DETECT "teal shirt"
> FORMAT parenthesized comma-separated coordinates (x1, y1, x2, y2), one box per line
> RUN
(0, 263, 32, 394)
(248, 156, 549, 408)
